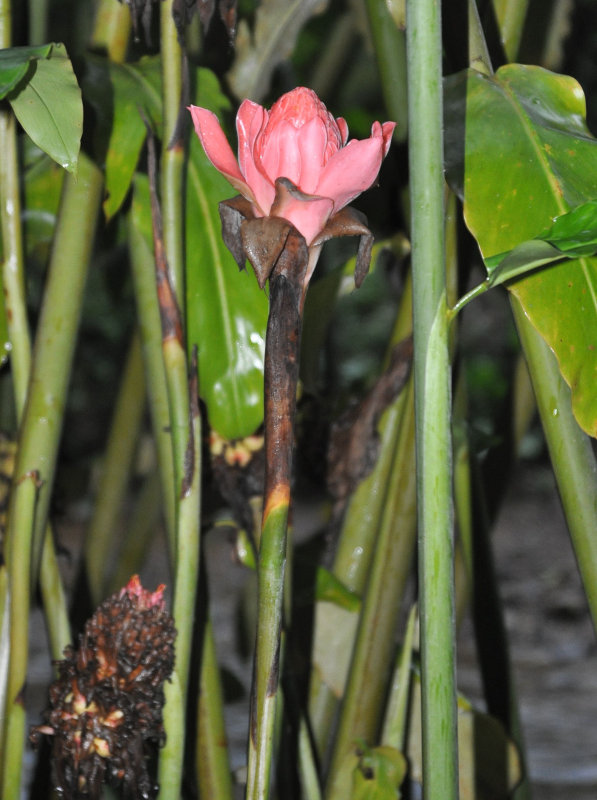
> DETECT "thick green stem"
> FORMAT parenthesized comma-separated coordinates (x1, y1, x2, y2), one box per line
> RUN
(365, 0, 408, 142)
(85, 331, 146, 605)
(326, 379, 417, 800)
(0, 155, 102, 797)
(90, 0, 132, 62)
(196, 618, 234, 800)
(406, 1, 458, 798)
(511, 301, 597, 632)
(129, 178, 177, 550)
(157, 339, 202, 799)
(160, 0, 186, 299)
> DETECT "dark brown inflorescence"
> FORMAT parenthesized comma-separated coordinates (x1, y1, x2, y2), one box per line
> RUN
(30, 576, 176, 800)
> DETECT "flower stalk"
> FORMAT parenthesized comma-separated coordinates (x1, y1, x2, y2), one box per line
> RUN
(406, 0, 459, 797)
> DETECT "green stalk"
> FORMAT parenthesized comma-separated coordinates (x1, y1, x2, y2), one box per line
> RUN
(160, 0, 186, 299)
(157, 338, 202, 799)
(107, 466, 163, 594)
(491, 0, 529, 62)
(365, 0, 408, 142)
(0, 154, 102, 797)
(325, 379, 417, 800)
(143, 126, 201, 797)
(85, 331, 146, 605)
(129, 179, 177, 549)
(196, 618, 234, 800)
(0, 472, 40, 799)
(511, 301, 597, 631)
(308, 270, 413, 757)
(406, 1, 458, 798)
(90, 0, 132, 63)
(28, 0, 48, 44)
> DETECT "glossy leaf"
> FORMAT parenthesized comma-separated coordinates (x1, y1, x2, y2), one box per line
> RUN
(186, 69, 268, 439)
(9, 43, 82, 173)
(0, 44, 52, 98)
(82, 55, 162, 219)
(445, 64, 597, 437)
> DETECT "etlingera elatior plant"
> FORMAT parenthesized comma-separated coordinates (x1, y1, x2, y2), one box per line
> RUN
(189, 86, 395, 800)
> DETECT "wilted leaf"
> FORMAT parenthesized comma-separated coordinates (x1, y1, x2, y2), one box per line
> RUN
(445, 64, 597, 437)
(226, 0, 329, 102)
(9, 43, 82, 173)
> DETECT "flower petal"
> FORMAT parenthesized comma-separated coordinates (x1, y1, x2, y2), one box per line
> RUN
(188, 105, 251, 199)
(315, 124, 396, 213)
(296, 116, 329, 194)
(336, 117, 349, 146)
(236, 99, 275, 215)
(270, 177, 334, 245)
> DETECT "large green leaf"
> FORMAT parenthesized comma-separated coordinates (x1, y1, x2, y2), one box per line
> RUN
(445, 64, 597, 437)
(0, 44, 52, 98)
(9, 43, 82, 173)
(186, 70, 268, 439)
(82, 55, 162, 219)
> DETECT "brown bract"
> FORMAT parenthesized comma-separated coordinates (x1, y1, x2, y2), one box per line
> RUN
(30, 577, 176, 800)
(219, 178, 374, 291)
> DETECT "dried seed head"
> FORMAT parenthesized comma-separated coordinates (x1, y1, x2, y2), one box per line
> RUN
(31, 576, 176, 800)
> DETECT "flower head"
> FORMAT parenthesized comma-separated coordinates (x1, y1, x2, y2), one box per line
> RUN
(189, 87, 395, 245)
(30, 576, 175, 800)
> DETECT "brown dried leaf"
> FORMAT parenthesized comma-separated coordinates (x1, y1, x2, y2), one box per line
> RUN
(327, 336, 413, 511)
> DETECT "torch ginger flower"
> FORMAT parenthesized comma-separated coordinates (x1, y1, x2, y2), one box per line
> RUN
(189, 87, 395, 248)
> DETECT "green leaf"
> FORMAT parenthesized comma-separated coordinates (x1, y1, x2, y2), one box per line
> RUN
(315, 568, 361, 612)
(0, 44, 52, 99)
(9, 43, 82, 173)
(352, 743, 407, 800)
(445, 64, 597, 437)
(186, 70, 268, 439)
(82, 55, 162, 220)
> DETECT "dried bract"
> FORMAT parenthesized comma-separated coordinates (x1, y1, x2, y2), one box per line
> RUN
(30, 576, 176, 800)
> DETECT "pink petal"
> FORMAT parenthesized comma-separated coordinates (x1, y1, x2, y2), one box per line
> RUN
(188, 105, 251, 199)
(315, 129, 394, 213)
(260, 120, 302, 188)
(296, 116, 329, 194)
(336, 117, 349, 145)
(271, 178, 334, 245)
(236, 100, 275, 215)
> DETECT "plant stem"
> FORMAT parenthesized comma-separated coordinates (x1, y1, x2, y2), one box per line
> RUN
(326, 378, 417, 800)
(511, 300, 597, 632)
(85, 331, 146, 605)
(129, 176, 177, 550)
(406, 0, 459, 798)
(492, 0, 530, 62)
(246, 239, 315, 800)
(90, 0, 132, 63)
(160, 0, 186, 299)
(365, 0, 408, 142)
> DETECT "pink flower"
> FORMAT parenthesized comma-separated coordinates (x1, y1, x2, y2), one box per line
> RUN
(189, 87, 395, 245)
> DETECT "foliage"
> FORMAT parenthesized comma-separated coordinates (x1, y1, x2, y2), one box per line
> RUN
(0, 1, 596, 799)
